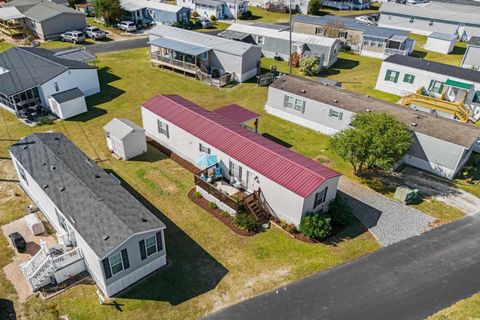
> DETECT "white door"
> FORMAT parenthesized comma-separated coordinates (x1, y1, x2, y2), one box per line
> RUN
(246, 171, 255, 192)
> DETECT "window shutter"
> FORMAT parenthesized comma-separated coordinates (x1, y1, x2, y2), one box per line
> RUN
(156, 231, 163, 252)
(428, 80, 434, 91)
(384, 69, 392, 81)
(338, 112, 343, 120)
(283, 95, 288, 108)
(328, 109, 333, 117)
(102, 258, 112, 279)
(121, 248, 130, 269)
(139, 239, 147, 260)
(410, 76, 415, 84)
(301, 101, 306, 114)
(314, 192, 319, 208)
(323, 187, 329, 203)
(229, 161, 232, 175)
(438, 83, 444, 94)
(199, 143, 202, 152)
(166, 124, 169, 138)
(238, 166, 242, 180)
(393, 72, 399, 83)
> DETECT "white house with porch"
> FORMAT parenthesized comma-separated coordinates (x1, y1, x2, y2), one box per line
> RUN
(9, 133, 167, 297)
(375, 55, 480, 123)
(141, 95, 341, 226)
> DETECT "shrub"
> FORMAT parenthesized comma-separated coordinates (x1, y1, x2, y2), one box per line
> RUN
(299, 56, 321, 76)
(328, 197, 352, 227)
(286, 223, 298, 234)
(37, 118, 54, 126)
(208, 201, 218, 209)
(300, 212, 331, 240)
(279, 219, 288, 230)
(192, 11, 199, 18)
(221, 210, 230, 217)
(234, 213, 259, 233)
(194, 191, 202, 198)
(241, 10, 252, 18)
(210, 15, 216, 21)
(307, 0, 321, 15)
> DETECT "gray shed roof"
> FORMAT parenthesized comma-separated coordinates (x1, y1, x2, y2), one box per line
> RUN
(149, 25, 255, 56)
(384, 55, 480, 83)
(9, 132, 165, 258)
(379, 2, 480, 26)
(469, 36, 480, 45)
(293, 15, 410, 39)
(429, 32, 457, 41)
(271, 76, 480, 148)
(4, 0, 84, 22)
(149, 37, 210, 56)
(217, 30, 253, 41)
(53, 48, 96, 63)
(104, 118, 145, 140)
(0, 47, 95, 96)
(50, 87, 84, 103)
(195, 0, 222, 7)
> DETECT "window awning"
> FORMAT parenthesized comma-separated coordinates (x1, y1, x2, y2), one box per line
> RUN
(445, 79, 472, 90)
(149, 38, 210, 56)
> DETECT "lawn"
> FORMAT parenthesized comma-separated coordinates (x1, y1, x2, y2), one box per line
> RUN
(0, 41, 14, 52)
(410, 34, 467, 67)
(247, 6, 293, 23)
(0, 48, 380, 320)
(428, 293, 480, 320)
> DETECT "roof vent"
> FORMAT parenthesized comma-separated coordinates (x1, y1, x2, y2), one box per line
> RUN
(59, 186, 65, 191)
(22, 146, 28, 150)
(42, 162, 47, 166)
(301, 89, 306, 93)
(54, 137, 60, 141)
(103, 235, 110, 241)
(50, 165, 56, 171)
(141, 218, 148, 222)
(95, 174, 101, 178)
(365, 109, 371, 112)
(411, 122, 417, 127)
(42, 184, 49, 189)
(333, 99, 338, 103)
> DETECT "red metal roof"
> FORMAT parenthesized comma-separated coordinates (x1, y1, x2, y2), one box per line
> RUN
(214, 104, 259, 124)
(143, 95, 341, 198)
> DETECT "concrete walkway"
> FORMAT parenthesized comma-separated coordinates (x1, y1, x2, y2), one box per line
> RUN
(338, 177, 434, 246)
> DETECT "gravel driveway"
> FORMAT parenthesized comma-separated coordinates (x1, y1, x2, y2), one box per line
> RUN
(338, 177, 435, 246)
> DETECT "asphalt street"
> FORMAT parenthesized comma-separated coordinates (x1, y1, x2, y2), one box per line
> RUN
(206, 215, 480, 320)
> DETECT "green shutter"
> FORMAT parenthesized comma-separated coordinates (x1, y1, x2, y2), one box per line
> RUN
(438, 83, 444, 94)
(384, 69, 392, 81)
(409, 75, 415, 84)
(428, 80, 435, 91)
(393, 72, 399, 83)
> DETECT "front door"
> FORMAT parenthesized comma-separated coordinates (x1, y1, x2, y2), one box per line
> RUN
(246, 171, 255, 192)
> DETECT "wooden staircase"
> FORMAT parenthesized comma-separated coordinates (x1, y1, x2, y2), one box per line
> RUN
(243, 189, 269, 223)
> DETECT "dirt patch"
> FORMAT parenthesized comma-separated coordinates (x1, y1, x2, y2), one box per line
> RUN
(188, 189, 254, 237)
(147, 138, 200, 175)
(40, 272, 94, 300)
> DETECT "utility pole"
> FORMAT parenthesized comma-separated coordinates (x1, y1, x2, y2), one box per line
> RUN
(288, 0, 292, 75)
(234, 0, 237, 23)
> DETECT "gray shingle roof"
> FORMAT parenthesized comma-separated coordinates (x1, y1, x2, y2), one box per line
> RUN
(53, 48, 96, 63)
(104, 118, 144, 140)
(50, 87, 84, 103)
(9, 133, 165, 258)
(4, 0, 84, 21)
(195, 0, 222, 7)
(0, 47, 95, 96)
(271, 76, 480, 148)
(429, 32, 457, 41)
(293, 15, 410, 39)
(384, 55, 480, 83)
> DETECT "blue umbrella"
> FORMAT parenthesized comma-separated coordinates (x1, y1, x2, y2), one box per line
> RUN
(195, 153, 218, 168)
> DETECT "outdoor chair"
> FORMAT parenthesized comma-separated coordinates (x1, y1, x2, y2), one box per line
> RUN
(213, 168, 223, 180)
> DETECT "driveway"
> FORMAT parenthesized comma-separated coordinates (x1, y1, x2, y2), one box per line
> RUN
(338, 177, 434, 246)
(88, 37, 149, 54)
(205, 214, 480, 320)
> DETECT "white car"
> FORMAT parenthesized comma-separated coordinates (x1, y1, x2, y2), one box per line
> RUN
(355, 16, 375, 26)
(117, 21, 137, 32)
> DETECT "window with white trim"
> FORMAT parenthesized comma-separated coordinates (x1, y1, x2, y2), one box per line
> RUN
(54, 82, 59, 92)
(313, 187, 328, 209)
(199, 143, 211, 154)
(109, 252, 124, 275)
(294, 98, 305, 113)
(283, 95, 294, 109)
(145, 235, 158, 256)
(329, 109, 343, 120)
(157, 120, 169, 138)
(16, 161, 28, 185)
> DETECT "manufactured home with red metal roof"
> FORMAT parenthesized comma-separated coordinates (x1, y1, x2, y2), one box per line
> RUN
(141, 95, 341, 226)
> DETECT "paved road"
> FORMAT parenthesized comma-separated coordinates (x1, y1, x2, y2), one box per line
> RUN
(339, 177, 434, 246)
(206, 215, 480, 320)
(87, 37, 149, 54)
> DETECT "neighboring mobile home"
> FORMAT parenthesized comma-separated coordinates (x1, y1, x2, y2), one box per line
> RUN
(292, 15, 415, 59)
(0, 47, 100, 120)
(148, 25, 261, 85)
(2, 0, 87, 40)
(321, 0, 370, 10)
(120, 0, 191, 26)
(375, 55, 480, 122)
(9, 132, 167, 297)
(378, 2, 480, 40)
(177, 0, 248, 20)
(104, 118, 147, 160)
(266, 75, 480, 179)
(142, 95, 341, 226)
(424, 32, 457, 54)
(461, 36, 480, 70)
(219, 23, 341, 68)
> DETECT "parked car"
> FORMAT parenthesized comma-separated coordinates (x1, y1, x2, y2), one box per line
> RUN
(355, 15, 375, 25)
(8, 232, 26, 253)
(196, 18, 212, 29)
(84, 26, 107, 40)
(406, 0, 429, 4)
(117, 21, 137, 32)
(60, 30, 86, 44)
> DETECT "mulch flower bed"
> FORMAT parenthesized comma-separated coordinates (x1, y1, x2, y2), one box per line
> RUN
(269, 217, 318, 243)
(188, 189, 254, 237)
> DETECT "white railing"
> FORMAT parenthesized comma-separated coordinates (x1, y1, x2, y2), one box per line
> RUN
(21, 240, 49, 278)
(56, 231, 71, 246)
(384, 48, 408, 56)
(29, 257, 55, 290)
(52, 247, 83, 270)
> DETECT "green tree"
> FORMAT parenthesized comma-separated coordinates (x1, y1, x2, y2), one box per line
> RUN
(329, 112, 412, 175)
(299, 56, 321, 76)
(94, 0, 121, 26)
(307, 0, 322, 15)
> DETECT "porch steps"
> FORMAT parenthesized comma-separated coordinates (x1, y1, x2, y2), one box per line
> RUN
(245, 197, 268, 224)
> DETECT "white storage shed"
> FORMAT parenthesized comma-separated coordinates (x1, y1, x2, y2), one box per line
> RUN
(104, 118, 147, 160)
(24, 213, 45, 235)
(424, 33, 457, 54)
(47, 87, 87, 120)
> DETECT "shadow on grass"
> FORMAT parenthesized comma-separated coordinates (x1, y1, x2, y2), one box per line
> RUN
(0, 298, 16, 320)
(451, 45, 467, 55)
(331, 58, 360, 70)
(72, 67, 124, 122)
(262, 133, 293, 148)
(411, 50, 427, 59)
(130, 144, 170, 163)
(106, 170, 228, 305)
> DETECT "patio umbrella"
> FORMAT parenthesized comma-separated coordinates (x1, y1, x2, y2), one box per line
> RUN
(195, 153, 218, 168)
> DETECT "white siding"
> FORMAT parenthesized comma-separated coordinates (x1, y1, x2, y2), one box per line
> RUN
(424, 37, 455, 54)
(141, 107, 338, 225)
(48, 96, 88, 119)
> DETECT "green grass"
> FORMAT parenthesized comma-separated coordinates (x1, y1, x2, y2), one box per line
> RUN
(0, 41, 14, 52)
(454, 153, 480, 198)
(428, 293, 480, 320)
(247, 6, 292, 23)
(0, 48, 380, 320)
(410, 34, 467, 67)
(410, 199, 465, 223)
